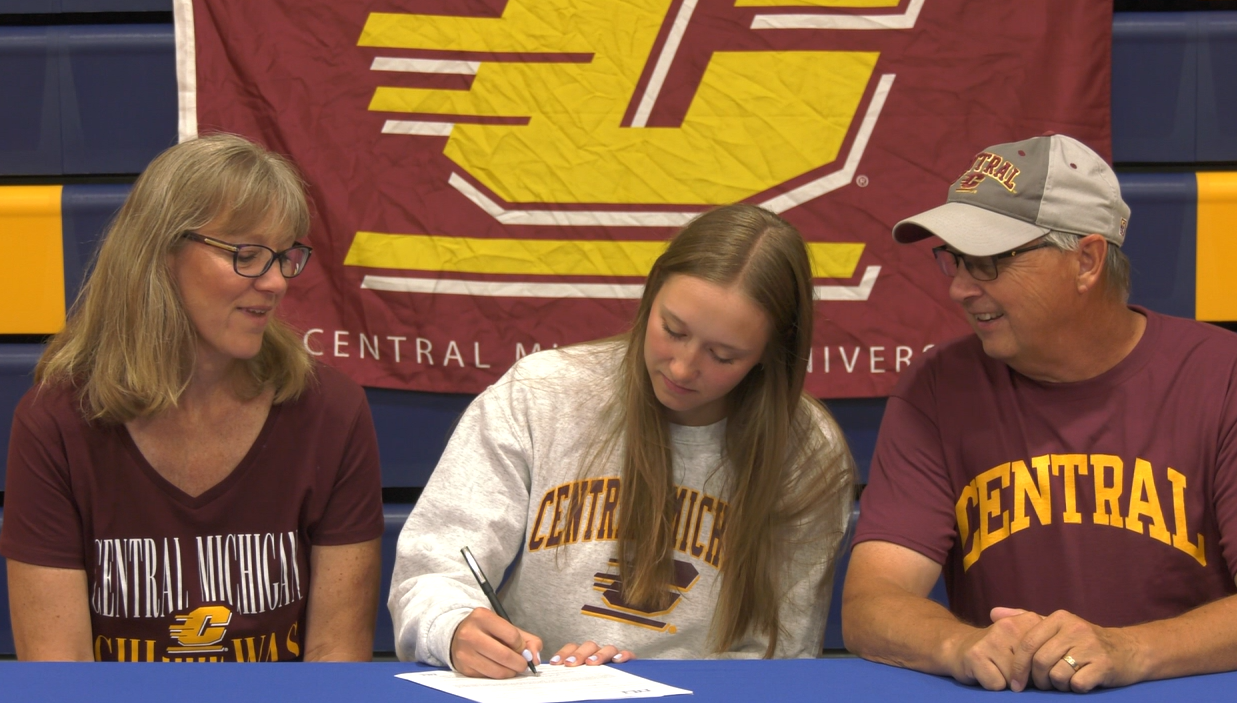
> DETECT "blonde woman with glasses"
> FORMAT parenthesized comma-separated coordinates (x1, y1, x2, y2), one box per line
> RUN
(0, 134, 383, 662)
(390, 204, 855, 678)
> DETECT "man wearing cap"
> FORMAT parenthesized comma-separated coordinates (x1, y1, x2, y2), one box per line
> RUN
(842, 134, 1237, 692)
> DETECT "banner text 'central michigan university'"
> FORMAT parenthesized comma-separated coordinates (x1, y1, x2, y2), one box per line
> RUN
(177, 0, 1112, 397)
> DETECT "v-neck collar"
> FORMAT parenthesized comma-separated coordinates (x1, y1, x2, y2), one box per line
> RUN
(118, 402, 283, 509)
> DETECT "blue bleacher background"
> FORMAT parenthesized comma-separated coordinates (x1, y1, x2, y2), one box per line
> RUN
(1, 2, 1235, 657)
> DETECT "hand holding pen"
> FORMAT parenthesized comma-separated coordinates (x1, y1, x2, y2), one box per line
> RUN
(452, 547, 542, 678)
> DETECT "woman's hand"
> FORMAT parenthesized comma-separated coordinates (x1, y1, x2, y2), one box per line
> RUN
(450, 607, 543, 678)
(548, 641, 637, 667)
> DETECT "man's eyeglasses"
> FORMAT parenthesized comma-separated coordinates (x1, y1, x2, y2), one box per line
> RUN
(182, 231, 313, 279)
(931, 242, 1054, 282)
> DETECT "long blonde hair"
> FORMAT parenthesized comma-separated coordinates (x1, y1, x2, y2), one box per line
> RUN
(605, 204, 852, 656)
(37, 133, 315, 422)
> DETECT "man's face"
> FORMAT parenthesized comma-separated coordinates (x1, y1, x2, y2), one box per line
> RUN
(945, 241, 1078, 375)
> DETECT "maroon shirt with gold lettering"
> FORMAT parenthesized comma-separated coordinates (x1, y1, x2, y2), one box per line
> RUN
(1, 364, 383, 661)
(856, 308, 1237, 628)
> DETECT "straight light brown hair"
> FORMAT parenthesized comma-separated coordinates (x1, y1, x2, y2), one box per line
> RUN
(595, 204, 853, 656)
(37, 133, 315, 422)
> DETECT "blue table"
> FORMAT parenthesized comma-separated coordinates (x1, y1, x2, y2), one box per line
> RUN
(0, 659, 1232, 701)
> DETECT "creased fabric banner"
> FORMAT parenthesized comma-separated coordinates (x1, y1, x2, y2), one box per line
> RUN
(176, 0, 1112, 396)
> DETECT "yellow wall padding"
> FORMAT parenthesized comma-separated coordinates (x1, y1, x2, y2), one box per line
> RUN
(1197, 173, 1237, 321)
(0, 186, 64, 334)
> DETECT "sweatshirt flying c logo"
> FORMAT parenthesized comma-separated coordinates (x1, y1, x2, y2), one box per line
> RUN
(582, 558, 701, 632)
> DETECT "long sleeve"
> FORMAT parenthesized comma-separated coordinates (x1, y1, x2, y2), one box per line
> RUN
(771, 408, 855, 658)
(388, 374, 534, 666)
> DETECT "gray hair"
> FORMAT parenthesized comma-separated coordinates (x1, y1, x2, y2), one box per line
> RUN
(1042, 231, 1130, 303)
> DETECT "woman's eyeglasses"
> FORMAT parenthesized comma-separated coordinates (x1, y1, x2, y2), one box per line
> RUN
(182, 231, 313, 279)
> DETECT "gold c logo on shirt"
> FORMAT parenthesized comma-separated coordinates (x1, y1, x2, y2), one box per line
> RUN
(167, 605, 233, 654)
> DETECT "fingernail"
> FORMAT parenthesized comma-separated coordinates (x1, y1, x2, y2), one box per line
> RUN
(587, 655, 598, 662)
(566, 656, 577, 664)
(522, 649, 533, 662)
(612, 653, 624, 662)
(550, 655, 561, 664)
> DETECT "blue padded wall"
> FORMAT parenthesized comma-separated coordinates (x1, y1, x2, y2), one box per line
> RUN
(0, 1, 170, 11)
(366, 388, 474, 489)
(828, 398, 885, 487)
(60, 25, 177, 174)
(61, 0, 171, 10)
(1113, 12, 1237, 162)
(0, 27, 61, 174)
(0, 2, 56, 13)
(1198, 12, 1237, 161)
(61, 184, 127, 307)
(1121, 173, 1198, 319)
(0, 25, 176, 176)
(0, 346, 42, 490)
(1112, 13, 1196, 163)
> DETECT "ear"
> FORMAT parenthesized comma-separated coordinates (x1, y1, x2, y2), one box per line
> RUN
(1074, 234, 1107, 294)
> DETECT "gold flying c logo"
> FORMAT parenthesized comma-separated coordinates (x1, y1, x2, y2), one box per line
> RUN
(167, 605, 232, 654)
(349, 0, 928, 300)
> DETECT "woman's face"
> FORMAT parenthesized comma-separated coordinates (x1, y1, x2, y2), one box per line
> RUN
(170, 219, 293, 371)
(643, 274, 771, 426)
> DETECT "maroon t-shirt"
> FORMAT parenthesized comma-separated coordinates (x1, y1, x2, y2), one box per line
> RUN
(856, 308, 1237, 628)
(0, 364, 384, 662)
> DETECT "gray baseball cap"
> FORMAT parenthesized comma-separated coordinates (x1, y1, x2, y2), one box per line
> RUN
(892, 134, 1130, 256)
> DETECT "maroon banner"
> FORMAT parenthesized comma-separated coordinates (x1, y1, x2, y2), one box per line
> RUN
(179, 0, 1112, 396)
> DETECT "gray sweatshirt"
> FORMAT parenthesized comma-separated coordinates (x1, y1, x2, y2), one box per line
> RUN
(389, 342, 852, 666)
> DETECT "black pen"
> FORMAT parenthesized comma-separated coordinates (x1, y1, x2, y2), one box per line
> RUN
(461, 546, 538, 675)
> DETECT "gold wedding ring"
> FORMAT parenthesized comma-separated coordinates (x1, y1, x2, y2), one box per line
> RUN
(1061, 654, 1080, 671)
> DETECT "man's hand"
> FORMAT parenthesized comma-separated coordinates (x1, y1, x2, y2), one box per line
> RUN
(450, 608, 543, 679)
(946, 607, 1043, 690)
(1005, 609, 1144, 693)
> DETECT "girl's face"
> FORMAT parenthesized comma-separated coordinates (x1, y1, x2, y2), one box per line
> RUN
(643, 274, 771, 426)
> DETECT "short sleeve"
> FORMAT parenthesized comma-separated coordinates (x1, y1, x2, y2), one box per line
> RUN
(0, 387, 88, 569)
(308, 381, 384, 547)
(1210, 354, 1237, 583)
(853, 366, 959, 565)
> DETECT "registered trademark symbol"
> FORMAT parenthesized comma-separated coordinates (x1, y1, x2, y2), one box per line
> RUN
(856, 175, 869, 187)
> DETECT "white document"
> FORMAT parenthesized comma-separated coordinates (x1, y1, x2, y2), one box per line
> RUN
(396, 664, 693, 703)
